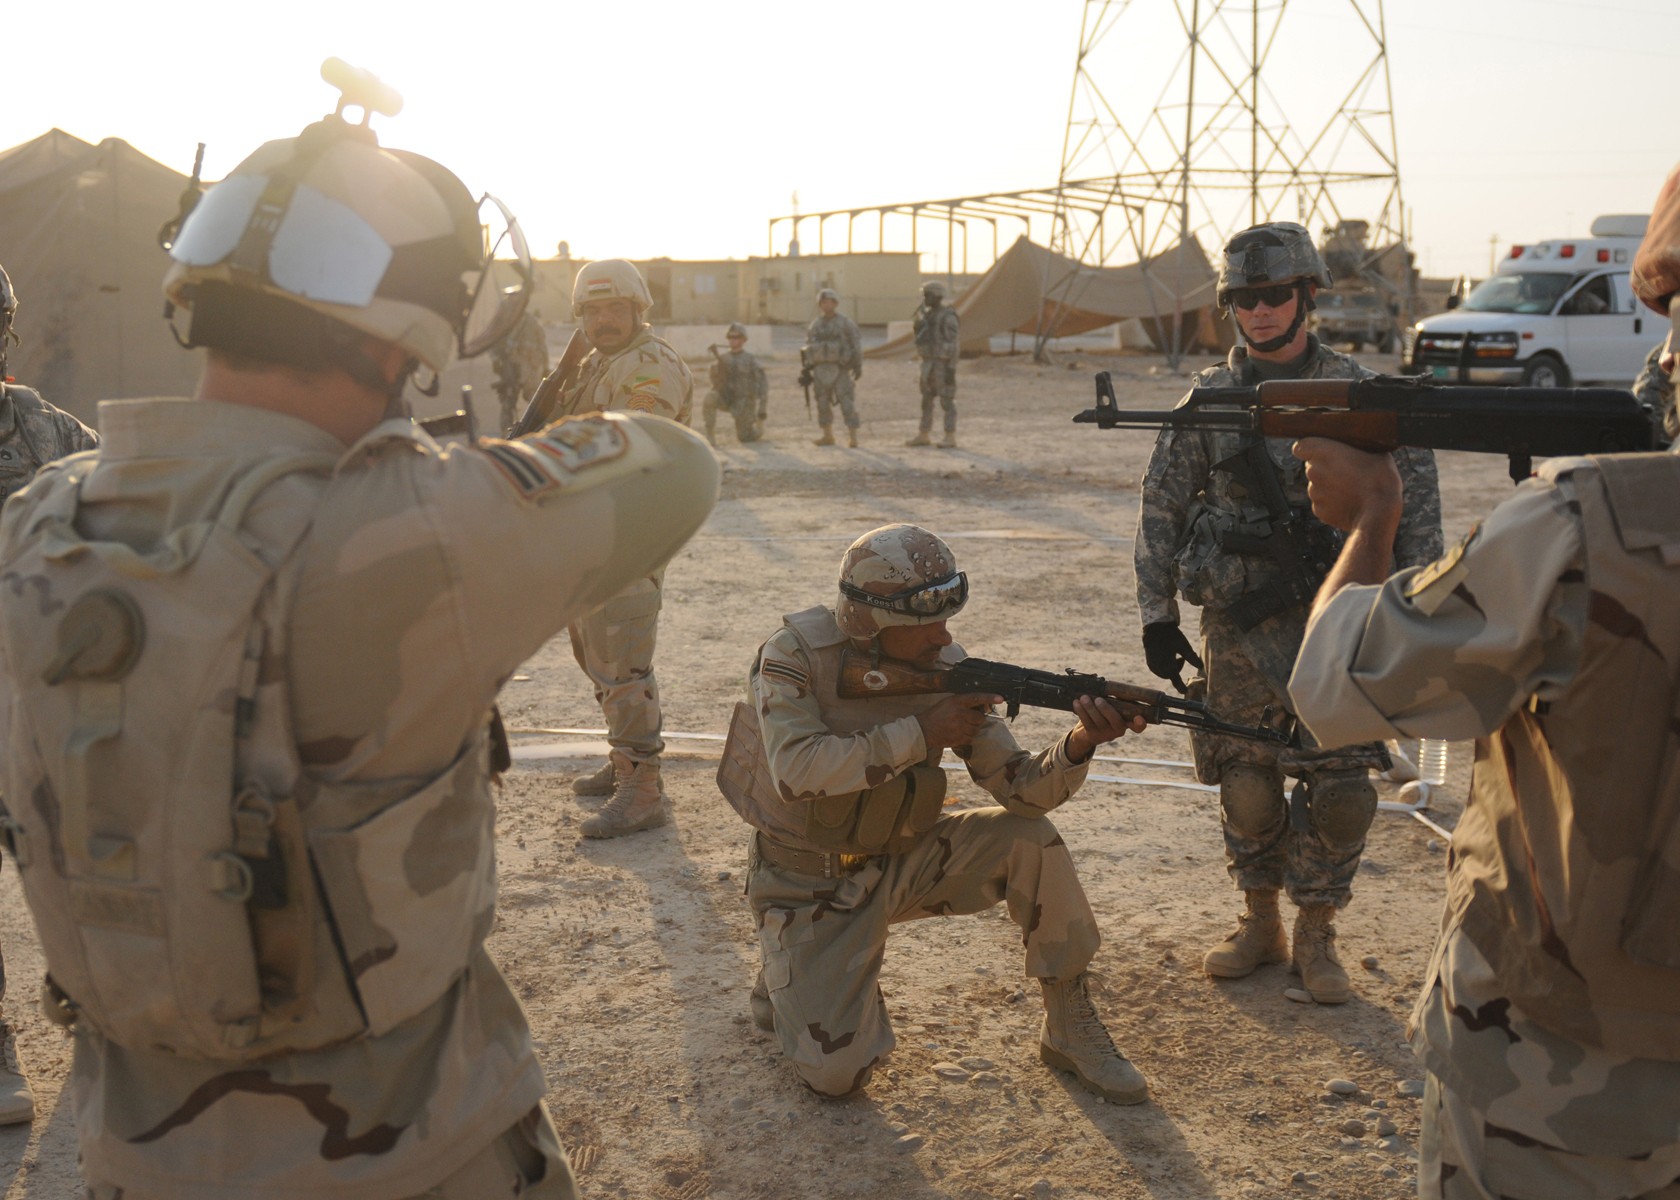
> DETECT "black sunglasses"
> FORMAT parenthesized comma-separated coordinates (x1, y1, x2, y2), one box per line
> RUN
(1228, 284, 1298, 311)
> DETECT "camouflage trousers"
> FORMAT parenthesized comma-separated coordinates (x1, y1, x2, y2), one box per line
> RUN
(1413, 925, 1680, 1200)
(567, 573, 664, 765)
(747, 807, 1099, 1097)
(702, 389, 761, 445)
(1192, 609, 1387, 906)
(811, 366, 859, 431)
(918, 360, 957, 434)
(86, 1104, 577, 1200)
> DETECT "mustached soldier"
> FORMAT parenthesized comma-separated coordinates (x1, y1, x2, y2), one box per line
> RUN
(0, 67, 717, 1199)
(804, 287, 863, 447)
(558, 259, 696, 837)
(702, 321, 768, 445)
(1133, 222, 1442, 1004)
(906, 280, 960, 448)
(720, 524, 1149, 1103)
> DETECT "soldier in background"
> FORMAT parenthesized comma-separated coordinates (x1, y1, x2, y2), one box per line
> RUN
(1633, 336, 1676, 447)
(1286, 162, 1680, 1199)
(722, 524, 1150, 1105)
(0, 81, 718, 1199)
(907, 280, 960, 448)
(0, 260, 97, 1130)
(559, 259, 697, 837)
(492, 310, 550, 434)
(804, 287, 862, 447)
(702, 321, 768, 446)
(1133, 222, 1441, 1006)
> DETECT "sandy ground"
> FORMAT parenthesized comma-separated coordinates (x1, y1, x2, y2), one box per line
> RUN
(0, 345, 1509, 1200)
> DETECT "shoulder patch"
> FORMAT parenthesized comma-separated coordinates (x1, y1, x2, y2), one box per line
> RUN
(1404, 524, 1478, 614)
(479, 417, 630, 499)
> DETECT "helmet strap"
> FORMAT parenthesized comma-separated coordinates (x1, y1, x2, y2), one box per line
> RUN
(1243, 281, 1311, 354)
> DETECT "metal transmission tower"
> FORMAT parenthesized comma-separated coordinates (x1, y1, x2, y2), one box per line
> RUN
(1048, 0, 1410, 364)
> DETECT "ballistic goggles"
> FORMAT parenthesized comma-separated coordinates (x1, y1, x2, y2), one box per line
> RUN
(839, 571, 968, 616)
(1227, 283, 1299, 312)
(171, 174, 532, 360)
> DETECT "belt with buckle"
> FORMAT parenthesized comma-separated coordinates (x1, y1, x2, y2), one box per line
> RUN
(754, 833, 873, 879)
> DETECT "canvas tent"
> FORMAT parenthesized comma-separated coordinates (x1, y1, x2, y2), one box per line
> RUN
(868, 234, 1229, 358)
(0, 131, 202, 423)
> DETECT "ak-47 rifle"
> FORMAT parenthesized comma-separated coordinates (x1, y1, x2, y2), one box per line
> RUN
(507, 328, 592, 437)
(797, 345, 815, 419)
(837, 649, 1297, 746)
(1074, 371, 1654, 483)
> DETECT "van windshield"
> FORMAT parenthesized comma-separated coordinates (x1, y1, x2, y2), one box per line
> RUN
(1462, 272, 1575, 315)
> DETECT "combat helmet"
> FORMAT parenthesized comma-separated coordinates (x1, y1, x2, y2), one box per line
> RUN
(163, 59, 531, 391)
(571, 259, 652, 317)
(0, 262, 15, 379)
(922, 280, 949, 301)
(817, 287, 840, 303)
(835, 524, 968, 640)
(1215, 222, 1332, 311)
(725, 321, 748, 339)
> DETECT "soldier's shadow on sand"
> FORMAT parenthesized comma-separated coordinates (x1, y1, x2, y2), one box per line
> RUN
(1038, 1074, 1221, 1198)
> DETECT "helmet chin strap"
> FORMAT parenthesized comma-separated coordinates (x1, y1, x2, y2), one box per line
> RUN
(1242, 281, 1311, 354)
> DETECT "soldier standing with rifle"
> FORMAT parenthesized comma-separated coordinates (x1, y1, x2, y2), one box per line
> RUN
(804, 287, 862, 447)
(702, 322, 768, 446)
(907, 280, 961, 448)
(492, 310, 549, 434)
(1132, 222, 1442, 1005)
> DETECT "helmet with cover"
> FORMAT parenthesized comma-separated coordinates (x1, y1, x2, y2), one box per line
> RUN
(817, 287, 840, 303)
(570, 259, 652, 317)
(835, 524, 968, 640)
(162, 60, 532, 389)
(922, 280, 949, 302)
(1215, 222, 1332, 310)
(725, 321, 748, 339)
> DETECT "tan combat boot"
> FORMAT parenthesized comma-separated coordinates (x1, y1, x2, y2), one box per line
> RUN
(0, 1024, 34, 1127)
(937, 434, 957, 449)
(812, 427, 836, 447)
(571, 759, 615, 797)
(1292, 904, 1352, 1004)
(1203, 888, 1288, 978)
(904, 431, 933, 447)
(847, 428, 859, 448)
(750, 971, 775, 1032)
(580, 758, 669, 839)
(1038, 974, 1148, 1105)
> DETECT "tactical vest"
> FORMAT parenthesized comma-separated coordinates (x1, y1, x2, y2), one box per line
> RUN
(1449, 453, 1680, 1058)
(0, 450, 499, 1061)
(806, 319, 848, 365)
(718, 606, 946, 851)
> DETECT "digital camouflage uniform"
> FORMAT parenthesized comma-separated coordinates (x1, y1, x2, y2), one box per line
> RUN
(1633, 339, 1677, 448)
(0, 399, 717, 1199)
(559, 327, 695, 771)
(804, 311, 862, 432)
(1134, 337, 1442, 906)
(1291, 451, 1680, 1200)
(725, 602, 1100, 1097)
(492, 312, 550, 434)
(913, 302, 961, 437)
(703, 347, 768, 445)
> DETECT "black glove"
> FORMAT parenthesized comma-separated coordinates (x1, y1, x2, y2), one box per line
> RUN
(1142, 622, 1203, 694)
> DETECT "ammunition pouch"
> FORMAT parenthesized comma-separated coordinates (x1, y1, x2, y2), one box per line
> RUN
(809, 341, 843, 365)
(805, 765, 947, 854)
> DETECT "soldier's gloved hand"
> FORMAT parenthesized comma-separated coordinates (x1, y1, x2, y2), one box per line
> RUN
(1142, 622, 1203, 694)
(851, 366, 863, 381)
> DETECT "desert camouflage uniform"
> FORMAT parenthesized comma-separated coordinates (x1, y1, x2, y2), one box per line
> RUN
(913, 303, 961, 437)
(493, 311, 550, 433)
(1633, 339, 1677, 447)
(1291, 451, 1680, 1199)
(0, 398, 716, 1199)
(731, 605, 1099, 1096)
(703, 348, 767, 444)
(1134, 338, 1442, 906)
(560, 326, 695, 769)
(805, 312, 862, 432)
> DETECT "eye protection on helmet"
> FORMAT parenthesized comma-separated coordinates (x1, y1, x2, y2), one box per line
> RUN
(838, 571, 969, 617)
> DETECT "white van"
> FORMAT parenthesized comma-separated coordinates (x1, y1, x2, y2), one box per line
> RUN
(1402, 215, 1660, 387)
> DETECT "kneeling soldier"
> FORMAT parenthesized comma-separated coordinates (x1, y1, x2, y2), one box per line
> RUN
(720, 523, 1150, 1102)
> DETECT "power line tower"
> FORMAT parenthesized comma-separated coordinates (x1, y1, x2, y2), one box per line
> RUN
(1047, 0, 1410, 364)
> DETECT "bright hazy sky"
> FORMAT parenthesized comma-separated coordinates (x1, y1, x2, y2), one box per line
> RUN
(10, 0, 1676, 281)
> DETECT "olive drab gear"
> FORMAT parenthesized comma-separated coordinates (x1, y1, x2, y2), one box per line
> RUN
(0, 450, 500, 1060)
(571, 258, 652, 316)
(1215, 222, 1333, 310)
(833, 523, 965, 639)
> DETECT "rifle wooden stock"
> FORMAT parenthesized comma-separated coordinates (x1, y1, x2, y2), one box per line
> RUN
(507, 327, 591, 437)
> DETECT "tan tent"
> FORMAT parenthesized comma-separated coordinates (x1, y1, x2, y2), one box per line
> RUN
(868, 234, 1229, 358)
(0, 131, 203, 423)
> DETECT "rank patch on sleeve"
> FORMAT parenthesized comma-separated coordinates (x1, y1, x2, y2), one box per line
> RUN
(1404, 524, 1479, 615)
(479, 417, 630, 499)
(758, 657, 809, 691)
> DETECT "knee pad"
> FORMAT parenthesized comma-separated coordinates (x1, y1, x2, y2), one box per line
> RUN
(1220, 763, 1284, 838)
(1307, 770, 1378, 851)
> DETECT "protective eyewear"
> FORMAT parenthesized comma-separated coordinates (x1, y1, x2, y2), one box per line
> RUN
(1227, 284, 1298, 312)
(839, 571, 968, 617)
